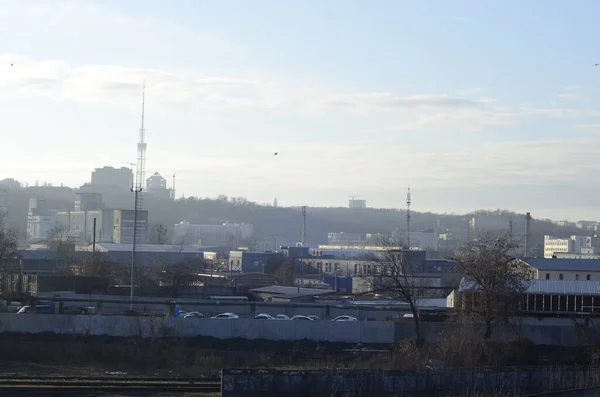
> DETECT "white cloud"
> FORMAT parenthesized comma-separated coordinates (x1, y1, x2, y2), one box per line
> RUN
(529, 108, 600, 118)
(456, 87, 484, 96)
(392, 109, 520, 132)
(576, 124, 600, 132)
(558, 93, 583, 102)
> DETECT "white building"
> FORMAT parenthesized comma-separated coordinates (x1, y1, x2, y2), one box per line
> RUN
(543, 235, 592, 258)
(393, 229, 438, 251)
(27, 215, 55, 242)
(173, 221, 254, 247)
(253, 236, 293, 252)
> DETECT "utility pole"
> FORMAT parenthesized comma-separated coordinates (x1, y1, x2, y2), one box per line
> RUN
(92, 217, 97, 265)
(130, 186, 142, 308)
(406, 187, 411, 250)
(525, 212, 532, 258)
(301, 206, 307, 246)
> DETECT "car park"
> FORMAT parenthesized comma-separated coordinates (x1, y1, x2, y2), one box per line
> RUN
(211, 312, 239, 319)
(183, 311, 204, 318)
(332, 315, 358, 322)
(290, 315, 313, 321)
(255, 313, 276, 320)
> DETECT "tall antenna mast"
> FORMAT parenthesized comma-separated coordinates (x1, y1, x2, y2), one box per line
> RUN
(135, 81, 147, 193)
(406, 186, 411, 250)
(301, 206, 307, 246)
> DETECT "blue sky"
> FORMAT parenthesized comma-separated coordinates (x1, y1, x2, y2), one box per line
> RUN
(1, 0, 600, 221)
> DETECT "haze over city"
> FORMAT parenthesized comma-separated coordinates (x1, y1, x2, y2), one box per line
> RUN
(1, 0, 600, 220)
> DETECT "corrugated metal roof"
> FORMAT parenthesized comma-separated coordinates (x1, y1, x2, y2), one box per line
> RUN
(526, 258, 600, 271)
(251, 285, 335, 297)
(90, 243, 207, 254)
(459, 277, 600, 296)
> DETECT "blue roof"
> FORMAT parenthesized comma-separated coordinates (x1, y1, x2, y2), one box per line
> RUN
(459, 277, 600, 296)
(526, 258, 600, 272)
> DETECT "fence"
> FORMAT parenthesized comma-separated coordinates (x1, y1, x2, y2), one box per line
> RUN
(221, 367, 600, 397)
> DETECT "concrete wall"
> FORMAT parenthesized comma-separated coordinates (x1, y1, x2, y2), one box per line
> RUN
(0, 314, 597, 347)
(0, 314, 396, 344)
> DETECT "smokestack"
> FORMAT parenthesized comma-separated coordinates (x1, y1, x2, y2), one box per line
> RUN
(525, 212, 532, 258)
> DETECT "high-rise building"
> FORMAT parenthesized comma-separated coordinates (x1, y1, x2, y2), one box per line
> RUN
(90, 166, 133, 191)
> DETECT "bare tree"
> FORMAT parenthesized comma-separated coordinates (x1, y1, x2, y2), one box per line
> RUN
(147, 258, 209, 297)
(364, 242, 430, 345)
(454, 233, 532, 339)
(149, 224, 168, 245)
(46, 227, 77, 275)
(0, 214, 19, 293)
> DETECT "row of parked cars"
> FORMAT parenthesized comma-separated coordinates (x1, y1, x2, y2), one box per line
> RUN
(179, 311, 360, 322)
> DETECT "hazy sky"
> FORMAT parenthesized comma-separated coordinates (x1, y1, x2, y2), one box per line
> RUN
(1, 0, 600, 221)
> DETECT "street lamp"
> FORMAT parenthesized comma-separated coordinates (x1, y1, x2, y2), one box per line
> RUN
(130, 186, 142, 308)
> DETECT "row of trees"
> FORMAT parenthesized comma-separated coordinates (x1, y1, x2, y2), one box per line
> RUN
(367, 233, 532, 344)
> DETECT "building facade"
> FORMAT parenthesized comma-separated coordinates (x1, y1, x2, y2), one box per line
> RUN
(349, 199, 367, 209)
(27, 198, 60, 243)
(91, 166, 133, 191)
(543, 235, 592, 258)
(173, 221, 253, 247)
(392, 229, 439, 251)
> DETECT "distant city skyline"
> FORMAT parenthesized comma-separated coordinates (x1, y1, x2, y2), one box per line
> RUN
(1, 1, 600, 221)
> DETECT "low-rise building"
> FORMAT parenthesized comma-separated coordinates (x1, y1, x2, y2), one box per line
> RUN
(544, 235, 592, 258)
(527, 258, 600, 281)
(454, 278, 600, 315)
(173, 221, 253, 247)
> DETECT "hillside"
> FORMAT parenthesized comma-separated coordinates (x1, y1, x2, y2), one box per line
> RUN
(3, 185, 592, 253)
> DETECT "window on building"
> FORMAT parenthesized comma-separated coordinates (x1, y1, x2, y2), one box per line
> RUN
(545, 273, 550, 280)
(576, 274, 580, 280)
(587, 274, 591, 281)
(559, 274, 564, 280)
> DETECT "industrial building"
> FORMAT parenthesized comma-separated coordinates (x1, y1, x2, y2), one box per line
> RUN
(392, 229, 439, 251)
(173, 221, 253, 247)
(453, 278, 600, 315)
(26, 198, 62, 242)
(527, 258, 600, 281)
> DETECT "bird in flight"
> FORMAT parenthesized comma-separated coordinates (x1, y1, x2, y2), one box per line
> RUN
(10, 63, 13, 66)
(274, 152, 278, 155)
(596, 63, 600, 66)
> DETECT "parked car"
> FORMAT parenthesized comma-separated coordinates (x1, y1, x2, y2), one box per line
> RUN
(276, 314, 290, 320)
(183, 311, 204, 318)
(364, 316, 377, 322)
(307, 315, 321, 321)
(211, 312, 239, 319)
(332, 315, 358, 322)
(255, 313, 276, 320)
(290, 315, 313, 321)
(17, 304, 53, 314)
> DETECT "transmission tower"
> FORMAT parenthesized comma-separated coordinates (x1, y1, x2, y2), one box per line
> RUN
(406, 187, 411, 250)
(135, 82, 147, 194)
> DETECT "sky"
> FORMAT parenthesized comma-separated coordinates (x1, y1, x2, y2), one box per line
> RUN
(1, 0, 600, 221)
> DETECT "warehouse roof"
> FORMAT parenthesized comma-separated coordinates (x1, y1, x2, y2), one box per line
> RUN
(459, 277, 600, 296)
(526, 258, 600, 272)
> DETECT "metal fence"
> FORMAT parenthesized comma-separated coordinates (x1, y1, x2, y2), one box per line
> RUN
(221, 366, 600, 397)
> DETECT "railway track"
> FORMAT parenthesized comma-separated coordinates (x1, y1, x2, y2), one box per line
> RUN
(0, 376, 222, 396)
